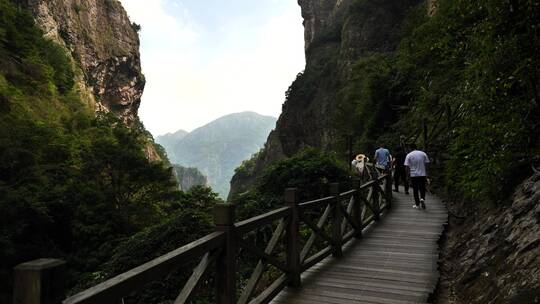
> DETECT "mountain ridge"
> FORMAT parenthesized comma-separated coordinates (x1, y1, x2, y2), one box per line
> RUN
(156, 111, 277, 197)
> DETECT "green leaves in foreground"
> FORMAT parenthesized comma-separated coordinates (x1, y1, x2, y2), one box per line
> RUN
(233, 148, 348, 220)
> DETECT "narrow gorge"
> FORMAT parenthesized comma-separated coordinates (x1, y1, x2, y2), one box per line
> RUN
(230, 0, 540, 302)
(1, 0, 538, 303)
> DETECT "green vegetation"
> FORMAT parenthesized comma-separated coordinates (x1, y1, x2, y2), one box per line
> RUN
(3, 0, 538, 301)
(131, 22, 141, 33)
(232, 148, 348, 220)
(0, 0, 74, 97)
(334, 0, 540, 204)
(0, 0, 221, 301)
(73, 195, 219, 303)
(234, 149, 262, 177)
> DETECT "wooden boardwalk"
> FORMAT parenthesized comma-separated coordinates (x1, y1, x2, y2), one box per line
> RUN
(27, 174, 447, 304)
(273, 187, 448, 304)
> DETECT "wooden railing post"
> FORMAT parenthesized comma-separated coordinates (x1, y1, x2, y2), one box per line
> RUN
(214, 203, 237, 304)
(285, 188, 301, 287)
(371, 171, 381, 221)
(352, 179, 363, 239)
(330, 183, 343, 257)
(13, 258, 66, 304)
(385, 171, 393, 209)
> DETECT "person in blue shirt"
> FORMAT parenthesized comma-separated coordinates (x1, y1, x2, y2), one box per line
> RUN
(374, 143, 392, 170)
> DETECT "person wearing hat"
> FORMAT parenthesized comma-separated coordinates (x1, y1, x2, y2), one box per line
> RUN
(352, 154, 371, 179)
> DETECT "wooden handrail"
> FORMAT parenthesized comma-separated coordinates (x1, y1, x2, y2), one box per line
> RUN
(63, 231, 226, 304)
(339, 189, 356, 197)
(16, 172, 393, 304)
(298, 196, 333, 209)
(235, 206, 291, 235)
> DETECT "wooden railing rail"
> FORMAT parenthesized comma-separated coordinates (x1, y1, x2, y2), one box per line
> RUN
(13, 170, 393, 304)
(63, 232, 226, 304)
(235, 207, 291, 236)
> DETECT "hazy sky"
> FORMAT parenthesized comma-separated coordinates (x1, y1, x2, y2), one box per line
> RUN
(119, 0, 306, 135)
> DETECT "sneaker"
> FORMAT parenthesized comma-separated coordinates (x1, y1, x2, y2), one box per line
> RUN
(393, 189, 399, 192)
(412, 205, 418, 209)
(420, 199, 426, 210)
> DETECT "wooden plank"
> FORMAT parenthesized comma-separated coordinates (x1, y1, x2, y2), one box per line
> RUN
(235, 207, 291, 236)
(330, 183, 343, 257)
(299, 196, 333, 210)
(237, 239, 289, 273)
(340, 196, 356, 234)
(288, 285, 425, 303)
(300, 214, 334, 245)
(300, 204, 331, 263)
(239, 219, 286, 304)
(249, 274, 288, 304)
(341, 229, 355, 245)
(271, 189, 447, 304)
(309, 280, 425, 298)
(300, 271, 435, 292)
(285, 188, 301, 287)
(175, 251, 217, 303)
(215, 203, 237, 304)
(303, 267, 437, 284)
(63, 232, 225, 304)
(338, 189, 356, 197)
(301, 274, 433, 293)
(277, 289, 420, 304)
(301, 246, 332, 271)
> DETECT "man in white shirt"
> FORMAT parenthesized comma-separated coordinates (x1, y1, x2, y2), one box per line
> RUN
(404, 144, 430, 209)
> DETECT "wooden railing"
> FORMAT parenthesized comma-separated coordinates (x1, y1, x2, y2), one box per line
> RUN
(12, 170, 392, 304)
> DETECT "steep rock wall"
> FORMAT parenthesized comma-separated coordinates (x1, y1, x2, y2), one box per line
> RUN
(439, 172, 540, 303)
(229, 0, 421, 198)
(172, 165, 208, 192)
(20, 0, 145, 124)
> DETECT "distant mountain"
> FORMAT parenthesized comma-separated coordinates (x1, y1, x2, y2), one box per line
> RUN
(172, 165, 208, 191)
(159, 112, 277, 197)
(156, 130, 189, 155)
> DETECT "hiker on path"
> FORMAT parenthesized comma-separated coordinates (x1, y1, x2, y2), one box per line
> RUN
(351, 154, 372, 181)
(392, 146, 409, 194)
(374, 143, 391, 171)
(404, 143, 430, 209)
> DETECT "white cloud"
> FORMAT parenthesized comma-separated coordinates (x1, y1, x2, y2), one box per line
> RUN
(120, 0, 305, 135)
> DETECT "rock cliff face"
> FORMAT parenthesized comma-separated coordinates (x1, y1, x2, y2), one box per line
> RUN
(229, 0, 422, 198)
(172, 165, 208, 192)
(19, 0, 145, 124)
(438, 172, 540, 303)
(427, 0, 437, 16)
(298, 0, 348, 51)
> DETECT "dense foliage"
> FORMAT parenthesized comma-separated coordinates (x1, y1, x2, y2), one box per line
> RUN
(0, 1, 221, 301)
(0, 0, 74, 96)
(73, 202, 218, 303)
(335, 0, 540, 204)
(233, 148, 349, 220)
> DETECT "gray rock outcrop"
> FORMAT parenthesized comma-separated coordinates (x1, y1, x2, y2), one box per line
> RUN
(439, 172, 540, 303)
(229, 0, 422, 198)
(20, 0, 145, 124)
(172, 165, 208, 192)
